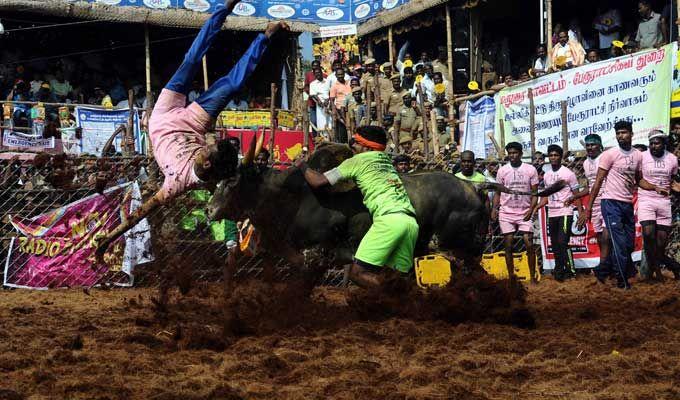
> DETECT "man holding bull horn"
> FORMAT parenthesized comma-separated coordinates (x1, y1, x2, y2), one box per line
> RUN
(95, 0, 288, 261)
(295, 126, 419, 288)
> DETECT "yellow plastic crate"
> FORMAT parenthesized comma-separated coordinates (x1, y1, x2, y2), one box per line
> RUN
(481, 251, 539, 281)
(414, 254, 452, 288)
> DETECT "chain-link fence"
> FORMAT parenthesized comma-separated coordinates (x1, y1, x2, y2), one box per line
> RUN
(1, 151, 679, 290)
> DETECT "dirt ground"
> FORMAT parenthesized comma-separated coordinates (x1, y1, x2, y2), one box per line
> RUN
(1, 272, 680, 400)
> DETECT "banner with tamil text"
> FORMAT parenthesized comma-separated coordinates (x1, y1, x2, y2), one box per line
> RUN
(462, 96, 496, 159)
(3, 182, 153, 289)
(496, 46, 673, 153)
(217, 110, 297, 129)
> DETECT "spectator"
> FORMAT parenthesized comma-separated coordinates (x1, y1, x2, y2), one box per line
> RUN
(226, 89, 248, 110)
(669, 118, 680, 154)
(432, 46, 450, 81)
(393, 92, 421, 148)
(395, 41, 411, 75)
(532, 44, 548, 76)
(305, 60, 324, 133)
(536, 144, 582, 282)
(401, 66, 415, 92)
(29, 74, 44, 97)
(636, 0, 663, 49)
(586, 49, 601, 63)
(624, 40, 639, 55)
(250, 95, 267, 109)
(385, 74, 405, 117)
(255, 148, 271, 173)
(611, 40, 625, 57)
(347, 87, 367, 127)
(188, 80, 203, 103)
(587, 120, 642, 289)
(326, 60, 343, 88)
(309, 68, 331, 133)
(661, 2, 678, 45)
(380, 62, 393, 80)
(455, 150, 486, 183)
(34, 82, 57, 104)
(329, 67, 351, 143)
(50, 70, 73, 102)
(594, 1, 622, 52)
(393, 153, 411, 173)
(431, 71, 450, 117)
(435, 115, 452, 147)
(551, 29, 585, 70)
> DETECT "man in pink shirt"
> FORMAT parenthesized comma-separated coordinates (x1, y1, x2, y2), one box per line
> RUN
(637, 130, 680, 280)
(95, 0, 288, 261)
(587, 120, 642, 289)
(536, 144, 584, 282)
(491, 142, 539, 282)
(573, 134, 610, 273)
(329, 67, 351, 143)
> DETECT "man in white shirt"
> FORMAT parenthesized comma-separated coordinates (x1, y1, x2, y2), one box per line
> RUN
(594, 3, 622, 49)
(636, 0, 663, 49)
(226, 89, 248, 110)
(309, 68, 331, 132)
(532, 44, 547, 76)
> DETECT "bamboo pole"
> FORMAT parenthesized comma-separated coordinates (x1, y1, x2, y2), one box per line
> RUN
(416, 83, 429, 159)
(528, 88, 536, 156)
(374, 74, 383, 126)
(268, 83, 278, 151)
(388, 26, 394, 66)
(546, 0, 553, 69)
(446, 4, 454, 87)
(487, 132, 501, 157)
(125, 89, 135, 156)
(430, 110, 439, 155)
(561, 100, 569, 153)
(367, 40, 374, 58)
(202, 56, 209, 91)
(499, 118, 506, 158)
(145, 25, 152, 106)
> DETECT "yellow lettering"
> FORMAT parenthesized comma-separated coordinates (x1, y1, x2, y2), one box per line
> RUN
(71, 219, 86, 239)
(35, 239, 47, 255)
(48, 241, 60, 257)
(18, 237, 27, 253)
(25, 238, 35, 254)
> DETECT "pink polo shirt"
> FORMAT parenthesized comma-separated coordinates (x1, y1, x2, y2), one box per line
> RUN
(149, 89, 212, 201)
(599, 146, 642, 203)
(330, 81, 352, 109)
(638, 150, 678, 202)
(543, 165, 579, 217)
(583, 155, 604, 204)
(496, 162, 539, 216)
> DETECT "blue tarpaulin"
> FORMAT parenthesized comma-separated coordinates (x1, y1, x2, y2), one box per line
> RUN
(76, 0, 409, 25)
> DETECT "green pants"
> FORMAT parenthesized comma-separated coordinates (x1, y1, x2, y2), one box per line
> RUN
(355, 213, 419, 273)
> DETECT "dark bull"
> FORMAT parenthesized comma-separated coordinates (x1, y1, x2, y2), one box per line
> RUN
(207, 142, 561, 267)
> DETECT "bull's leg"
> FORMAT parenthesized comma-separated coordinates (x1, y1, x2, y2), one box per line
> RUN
(503, 233, 516, 279)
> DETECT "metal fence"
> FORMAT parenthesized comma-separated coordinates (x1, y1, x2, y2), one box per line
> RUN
(1, 151, 678, 290)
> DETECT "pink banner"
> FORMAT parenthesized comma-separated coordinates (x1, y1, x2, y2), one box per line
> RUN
(4, 182, 152, 289)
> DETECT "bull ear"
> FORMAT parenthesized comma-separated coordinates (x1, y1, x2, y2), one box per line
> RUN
(242, 133, 258, 165)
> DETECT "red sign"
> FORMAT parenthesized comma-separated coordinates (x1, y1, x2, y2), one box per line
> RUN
(219, 129, 314, 168)
(538, 194, 643, 269)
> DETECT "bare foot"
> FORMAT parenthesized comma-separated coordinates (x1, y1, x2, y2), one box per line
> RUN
(264, 21, 290, 39)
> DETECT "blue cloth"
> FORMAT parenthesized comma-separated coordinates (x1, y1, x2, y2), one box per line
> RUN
(599, 199, 636, 288)
(195, 33, 269, 117)
(165, 5, 230, 95)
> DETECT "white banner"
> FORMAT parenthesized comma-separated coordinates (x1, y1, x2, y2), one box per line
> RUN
(313, 24, 357, 38)
(462, 96, 496, 158)
(2, 130, 55, 149)
(495, 46, 673, 153)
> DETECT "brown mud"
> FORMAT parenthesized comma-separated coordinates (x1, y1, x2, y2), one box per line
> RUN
(1, 271, 680, 399)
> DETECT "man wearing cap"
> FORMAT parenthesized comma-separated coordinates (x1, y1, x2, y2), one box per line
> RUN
(574, 134, 610, 274)
(587, 120, 642, 289)
(492, 142, 539, 282)
(378, 62, 394, 103)
(536, 144, 583, 282)
(368, 102, 381, 126)
(360, 58, 377, 92)
(296, 125, 419, 288)
(394, 93, 421, 145)
(346, 87, 367, 128)
(385, 74, 407, 117)
(637, 130, 680, 280)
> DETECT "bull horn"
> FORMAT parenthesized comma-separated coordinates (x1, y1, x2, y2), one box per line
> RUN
(254, 128, 265, 157)
(242, 133, 258, 165)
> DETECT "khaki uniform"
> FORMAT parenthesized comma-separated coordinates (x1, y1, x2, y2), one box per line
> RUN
(386, 89, 408, 116)
(432, 59, 451, 81)
(347, 100, 367, 127)
(361, 74, 392, 105)
(395, 106, 422, 142)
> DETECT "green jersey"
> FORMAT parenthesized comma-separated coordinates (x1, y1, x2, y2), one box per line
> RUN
(328, 151, 415, 217)
(454, 171, 486, 183)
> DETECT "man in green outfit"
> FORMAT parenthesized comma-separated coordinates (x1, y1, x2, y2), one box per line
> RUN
(455, 150, 486, 183)
(296, 125, 419, 288)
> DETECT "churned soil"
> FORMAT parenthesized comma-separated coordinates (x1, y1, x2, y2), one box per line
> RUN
(1, 272, 680, 400)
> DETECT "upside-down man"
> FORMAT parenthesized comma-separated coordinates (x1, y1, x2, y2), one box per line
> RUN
(95, 0, 288, 260)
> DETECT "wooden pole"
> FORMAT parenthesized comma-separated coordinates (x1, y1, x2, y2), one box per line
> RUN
(528, 88, 536, 157)
(367, 40, 374, 58)
(268, 83, 278, 151)
(561, 100, 569, 153)
(388, 27, 394, 66)
(499, 118, 506, 158)
(430, 110, 439, 155)
(416, 83, 429, 159)
(125, 89, 135, 156)
(446, 4, 454, 87)
(487, 132, 501, 157)
(546, 0, 553, 69)
(373, 74, 383, 125)
(202, 56, 209, 91)
(145, 25, 152, 106)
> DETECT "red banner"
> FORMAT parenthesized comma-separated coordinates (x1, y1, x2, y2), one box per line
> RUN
(538, 194, 643, 269)
(219, 129, 314, 168)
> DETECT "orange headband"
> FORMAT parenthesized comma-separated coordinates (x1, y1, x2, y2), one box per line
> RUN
(353, 133, 386, 151)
